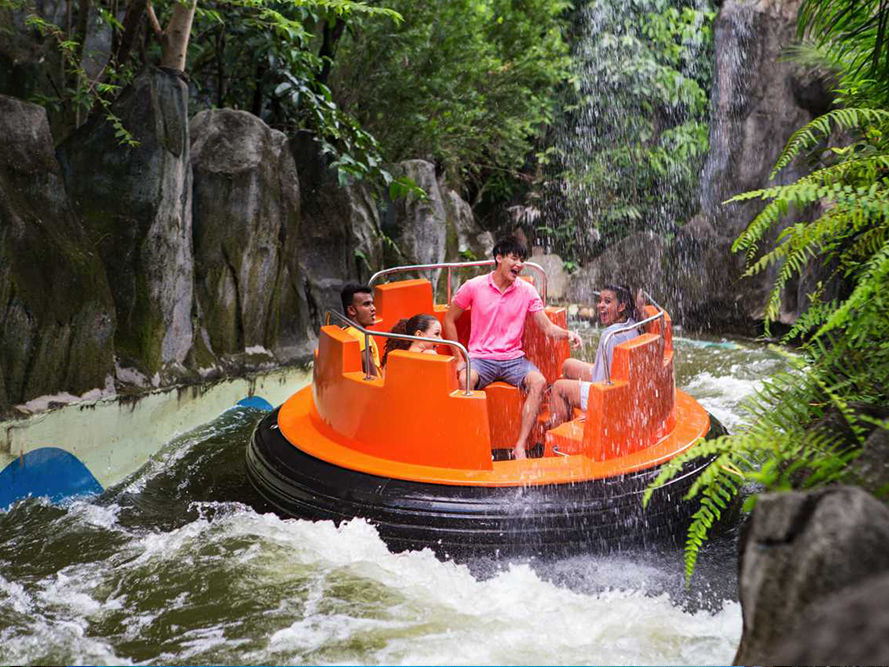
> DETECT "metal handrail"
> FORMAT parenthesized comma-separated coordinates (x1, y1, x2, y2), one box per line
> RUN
(324, 310, 474, 395)
(369, 259, 548, 305)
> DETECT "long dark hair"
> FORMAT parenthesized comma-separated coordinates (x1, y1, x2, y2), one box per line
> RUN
(382, 314, 439, 367)
(603, 284, 640, 323)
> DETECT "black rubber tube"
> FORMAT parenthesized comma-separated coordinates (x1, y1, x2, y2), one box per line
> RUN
(246, 408, 725, 558)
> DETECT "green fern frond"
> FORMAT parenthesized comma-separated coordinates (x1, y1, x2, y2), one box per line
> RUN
(817, 240, 889, 340)
(772, 108, 889, 177)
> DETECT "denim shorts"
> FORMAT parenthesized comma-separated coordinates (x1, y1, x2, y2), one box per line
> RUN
(469, 356, 541, 390)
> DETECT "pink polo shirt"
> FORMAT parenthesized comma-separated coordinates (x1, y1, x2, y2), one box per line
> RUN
(453, 273, 544, 360)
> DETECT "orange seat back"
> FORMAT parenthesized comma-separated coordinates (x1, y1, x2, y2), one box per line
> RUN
(582, 330, 675, 460)
(313, 326, 493, 470)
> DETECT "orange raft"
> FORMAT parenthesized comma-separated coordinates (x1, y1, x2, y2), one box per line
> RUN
(246, 275, 722, 557)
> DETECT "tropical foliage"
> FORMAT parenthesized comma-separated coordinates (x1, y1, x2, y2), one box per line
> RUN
(543, 0, 715, 259)
(330, 0, 572, 205)
(645, 0, 889, 582)
(5, 0, 419, 193)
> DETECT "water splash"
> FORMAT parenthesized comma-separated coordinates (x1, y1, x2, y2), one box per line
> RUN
(0, 342, 784, 665)
(543, 0, 715, 259)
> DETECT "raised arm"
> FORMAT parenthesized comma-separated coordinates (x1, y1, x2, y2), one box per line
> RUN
(532, 309, 582, 349)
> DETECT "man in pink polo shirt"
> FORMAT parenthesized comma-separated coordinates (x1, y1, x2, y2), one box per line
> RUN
(444, 236, 582, 460)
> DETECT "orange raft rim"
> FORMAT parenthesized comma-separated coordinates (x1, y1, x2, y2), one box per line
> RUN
(276, 383, 711, 487)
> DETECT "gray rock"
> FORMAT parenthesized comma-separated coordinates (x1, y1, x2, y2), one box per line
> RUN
(852, 427, 889, 497)
(690, 0, 834, 329)
(529, 250, 569, 303)
(58, 67, 195, 379)
(390, 160, 448, 287)
(190, 109, 312, 364)
(290, 131, 381, 324)
(0, 95, 115, 411)
(734, 486, 889, 664)
(442, 186, 493, 261)
(566, 232, 669, 307)
(772, 572, 889, 664)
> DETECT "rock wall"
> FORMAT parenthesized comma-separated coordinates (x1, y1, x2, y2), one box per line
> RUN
(190, 109, 311, 366)
(567, 0, 833, 331)
(691, 0, 830, 325)
(735, 487, 889, 664)
(58, 67, 194, 382)
(0, 77, 487, 412)
(0, 95, 116, 407)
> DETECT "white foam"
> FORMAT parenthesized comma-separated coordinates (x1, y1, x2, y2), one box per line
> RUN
(0, 574, 35, 615)
(682, 371, 764, 431)
(189, 512, 741, 665)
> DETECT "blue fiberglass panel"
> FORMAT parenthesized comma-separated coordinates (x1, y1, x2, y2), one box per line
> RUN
(237, 396, 274, 411)
(0, 447, 103, 509)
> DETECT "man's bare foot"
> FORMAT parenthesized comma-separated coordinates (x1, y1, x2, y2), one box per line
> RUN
(512, 446, 527, 460)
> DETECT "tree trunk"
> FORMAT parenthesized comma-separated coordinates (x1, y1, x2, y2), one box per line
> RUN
(159, 0, 197, 72)
(112, 0, 149, 69)
(318, 17, 346, 85)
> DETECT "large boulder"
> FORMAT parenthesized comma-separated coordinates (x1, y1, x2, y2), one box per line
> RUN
(734, 486, 889, 664)
(388, 160, 448, 288)
(289, 132, 382, 325)
(0, 95, 115, 411)
(58, 67, 195, 381)
(442, 186, 493, 264)
(566, 232, 669, 307)
(190, 109, 312, 365)
(771, 572, 889, 663)
(529, 248, 569, 302)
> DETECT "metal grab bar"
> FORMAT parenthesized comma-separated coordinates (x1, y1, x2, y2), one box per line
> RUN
(369, 259, 548, 306)
(324, 311, 474, 395)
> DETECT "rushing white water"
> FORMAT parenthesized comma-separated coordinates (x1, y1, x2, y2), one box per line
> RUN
(0, 506, 741, 665)
(0, 336, 785, 665)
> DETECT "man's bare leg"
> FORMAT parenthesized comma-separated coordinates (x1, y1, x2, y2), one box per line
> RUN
(513, 370, 546, 460)
(457, 367, 480, 391)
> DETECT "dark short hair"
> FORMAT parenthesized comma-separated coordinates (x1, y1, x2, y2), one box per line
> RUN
(341, 283, 373, 312)
(492, 236, 528, 261)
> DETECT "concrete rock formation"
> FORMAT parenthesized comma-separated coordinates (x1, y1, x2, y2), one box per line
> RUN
(290, 131, 381, 324)
(58, 67, 194, 380)
(0, 95, 116, 412)
(770, 571, 889, 663)
(693, 0, 833, 326)
(190, 108, 311, 366)
(389, 160, 449, 287)
(735, 486, 889, 664)
(568, 0, 834, 332)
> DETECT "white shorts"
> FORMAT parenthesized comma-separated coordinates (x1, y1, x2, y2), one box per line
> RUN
(579, 381, 591, 412)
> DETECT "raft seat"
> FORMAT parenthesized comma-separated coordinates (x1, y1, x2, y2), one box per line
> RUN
(544, 331, 675, 460)
(483, 382, 549, 451)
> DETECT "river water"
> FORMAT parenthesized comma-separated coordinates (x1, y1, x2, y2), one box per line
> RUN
(0, 334, 785, 665)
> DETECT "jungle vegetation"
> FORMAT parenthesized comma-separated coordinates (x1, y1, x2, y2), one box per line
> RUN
(645, 0, 889, 582)
(540, 0, 715, 261)
(1, 0, 576, 205)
